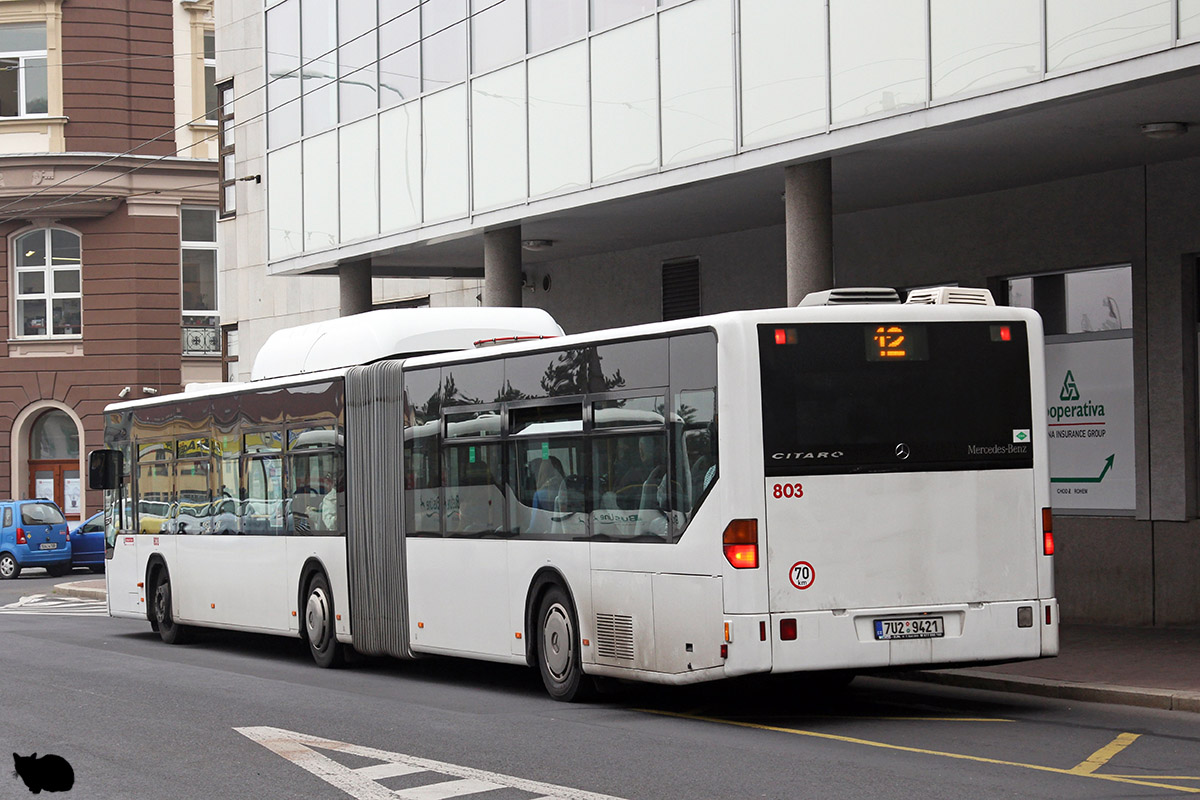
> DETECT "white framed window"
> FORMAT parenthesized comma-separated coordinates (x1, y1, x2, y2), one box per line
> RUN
(181, 207, 220, 356)
(0, 23, 47, 117)
(13, 227, 81, 338)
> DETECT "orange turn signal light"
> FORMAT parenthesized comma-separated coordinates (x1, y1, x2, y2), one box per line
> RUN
(723, 519, 758, 569)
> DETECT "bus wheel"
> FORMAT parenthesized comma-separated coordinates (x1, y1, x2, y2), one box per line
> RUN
(536, 585, 590, 702)
(151, 568, 189, 645)
(304, 572, 342, 668)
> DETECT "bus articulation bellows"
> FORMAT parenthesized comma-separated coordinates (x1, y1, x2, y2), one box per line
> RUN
(90, 296, 1057, 700)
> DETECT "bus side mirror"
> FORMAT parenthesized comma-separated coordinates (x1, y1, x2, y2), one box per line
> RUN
(88, 449, 123, 490)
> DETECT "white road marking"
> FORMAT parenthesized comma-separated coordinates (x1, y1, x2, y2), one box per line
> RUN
(236, 726, 629, 800)
(0, 594, 107, 616)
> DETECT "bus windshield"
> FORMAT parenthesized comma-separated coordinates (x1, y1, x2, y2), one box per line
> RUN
(759, 321, 1034, 475)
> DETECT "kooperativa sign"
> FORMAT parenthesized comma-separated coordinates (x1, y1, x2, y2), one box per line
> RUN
(1044, 338, 1135, 512)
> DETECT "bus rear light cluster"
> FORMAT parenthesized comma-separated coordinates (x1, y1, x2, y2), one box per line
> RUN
(722, 519, 758, 569)
(1042, 508, 1054, 555)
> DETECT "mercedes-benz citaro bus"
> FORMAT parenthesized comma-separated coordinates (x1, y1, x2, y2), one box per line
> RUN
(89, 291, 1056, 701)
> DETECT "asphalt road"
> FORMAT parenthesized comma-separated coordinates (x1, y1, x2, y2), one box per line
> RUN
(1, 587, 1198, 800)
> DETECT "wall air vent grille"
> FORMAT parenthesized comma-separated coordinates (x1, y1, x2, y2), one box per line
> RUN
(595, 613, 635, 660)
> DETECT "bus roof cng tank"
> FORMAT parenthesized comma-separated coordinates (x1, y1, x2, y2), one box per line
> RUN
(251, 307, 564, 381)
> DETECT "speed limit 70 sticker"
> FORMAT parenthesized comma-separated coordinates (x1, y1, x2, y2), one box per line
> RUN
(789, 561, 815, 590)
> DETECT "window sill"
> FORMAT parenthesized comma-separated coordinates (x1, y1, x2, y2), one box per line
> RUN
(8, 338, 83, 358)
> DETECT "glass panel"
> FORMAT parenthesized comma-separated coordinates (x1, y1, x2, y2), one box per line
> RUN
(593, 337, 668, 391)
(136, 463, 172, 533)
(509, 436, 587, 537)
(0, 57, 15, 117)
(52, 269, 79, 294)
(182, 249, 217, 312)
(423, 0, 467, 32)
(243, 455, 285, 535)
(203, 29, 216, 61)
(181, 208, 216, 242)
(214, 439, 240, 535)
(593, 395, 665, 428)
(830, 0, 927, 124)
(404, 367, 442, 536)
(17, 271, 43, 295)
(510, 403, 583, 435)
(223, 184, 236, 213)
(672, 388, 716, 523)
(23, 501, 65, 525)
(422, 20, 467, 91)
(266, 0, 302, 148)
(301, 0, 337, 135)
(507, 348, 589, 399)
(1184, 0, 1200, 39)
(16, 229, 45, 266)
(288, 450, 344, 532)
(471, 0, 524, 74)
(18, 298, 47, 336)
(1047, 0, 1171, 72)
(380, 5, 420, 107)
(422, 84, 469, 220)
(444, 442, 504, 534)
(471, 63, 526, 210)
(0, 24, 43, 53)
(339, 118, 380, 242)
(591, 433, 669, 539)
(50, 228, 79, 265)
(931, 0, 1040, 99)
(527, 44, 588, 198)
(592, 0, 655, 30)
(1008, 277, 1033, 308)
(1065, 266, 1132, 333)
(339, 0, 377, 121)
(380, 100, 423, 230)
(443, 359, 504, 405)
(528, 0, 587, 53)
(660, 0, 734, 167)
(24, 57, 46, 114)
(174, 460, 211, 534)
(268, 143, 303, 259)
(590, 18, 658, 181)
(741, 0, 826, 146)
(445, 410, 501, 438)
(52, 298, 81, 335)
(303, 131, 339, 250)
(205, 64, 218, 119)
(31, 411, 78, 459)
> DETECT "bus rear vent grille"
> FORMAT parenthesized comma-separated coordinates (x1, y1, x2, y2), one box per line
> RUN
(595, 613, 635, 660)
(798, 287, 901, 306)
(904, 286, 995, 305)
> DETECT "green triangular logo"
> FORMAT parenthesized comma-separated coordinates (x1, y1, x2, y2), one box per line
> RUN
(1059, 370, 1080, 402)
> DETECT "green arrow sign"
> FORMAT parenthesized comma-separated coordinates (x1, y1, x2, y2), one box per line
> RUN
(1050, 453, 1115, 484)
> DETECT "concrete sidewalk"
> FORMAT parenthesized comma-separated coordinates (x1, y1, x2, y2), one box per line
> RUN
(56, 579, 1200, 713)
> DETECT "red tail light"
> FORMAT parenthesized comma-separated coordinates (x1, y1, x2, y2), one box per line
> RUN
(15, 528, 25, 545)
(1042, 507, 1054, 555)
(722, 519, 758, 569)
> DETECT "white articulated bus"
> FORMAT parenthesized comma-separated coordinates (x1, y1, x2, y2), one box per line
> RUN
(91, 292, 1057, 700)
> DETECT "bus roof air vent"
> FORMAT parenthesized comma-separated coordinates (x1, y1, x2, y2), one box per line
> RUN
(904, 287, 995, 306)
(797, 287, 901, 306)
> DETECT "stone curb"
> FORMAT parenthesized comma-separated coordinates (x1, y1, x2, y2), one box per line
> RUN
(895, 668, 1200, 714)
(52, 581, 107, 601)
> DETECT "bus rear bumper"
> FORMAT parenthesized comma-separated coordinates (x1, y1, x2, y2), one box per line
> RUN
(762, 599, 1058, 674)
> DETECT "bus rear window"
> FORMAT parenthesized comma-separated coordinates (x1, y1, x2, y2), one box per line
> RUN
(759, 322, 1033, 475)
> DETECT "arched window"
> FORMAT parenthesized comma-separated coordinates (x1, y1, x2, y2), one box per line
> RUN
(30, 410, 78, 459)
(28, 409, 81, 518)
(14, 227, 81, 338)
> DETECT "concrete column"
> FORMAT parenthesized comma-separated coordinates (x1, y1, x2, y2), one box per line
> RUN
(339, 260, 372, 317)
(483, 226, 523, 307)
(784, 159, 834, 306)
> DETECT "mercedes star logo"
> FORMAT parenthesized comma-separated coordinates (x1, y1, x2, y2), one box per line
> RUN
(895, 443, 910, 460)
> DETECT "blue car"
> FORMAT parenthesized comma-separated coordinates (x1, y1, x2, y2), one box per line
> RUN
(0, 500, 72, 579)
(69, 511, 106, 573)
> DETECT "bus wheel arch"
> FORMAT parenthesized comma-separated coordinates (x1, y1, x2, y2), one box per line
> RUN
(526, 569, 591, 702)
(298, 559, 342, 668)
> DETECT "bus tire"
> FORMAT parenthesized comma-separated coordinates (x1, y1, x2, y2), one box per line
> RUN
(151, 566, 190, 645)
(303, 571, 342, 668)
(536, 585, 590, 702)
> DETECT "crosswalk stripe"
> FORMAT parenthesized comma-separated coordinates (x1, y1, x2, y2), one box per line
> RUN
(394, 778, 505, 799)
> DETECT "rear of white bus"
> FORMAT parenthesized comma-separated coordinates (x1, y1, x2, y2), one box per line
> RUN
(755, 307, 1057, 674)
